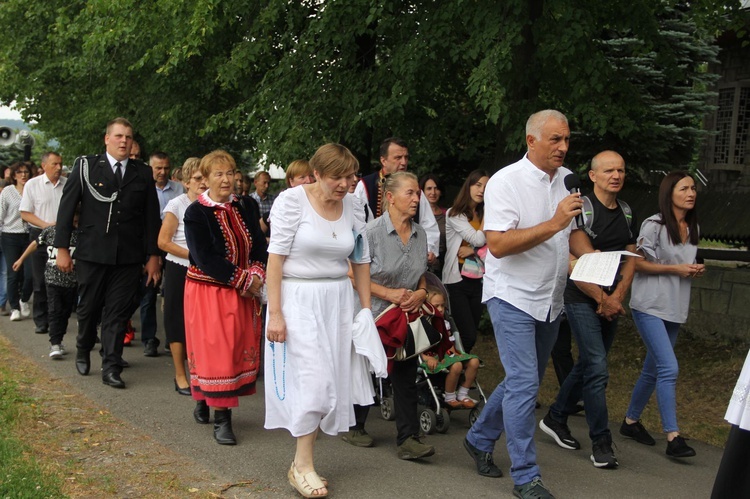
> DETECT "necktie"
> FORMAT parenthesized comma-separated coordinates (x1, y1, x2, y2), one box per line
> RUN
(115, 162, 123, 186)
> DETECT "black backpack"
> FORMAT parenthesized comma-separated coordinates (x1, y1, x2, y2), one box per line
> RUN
(581, 195, 634, 240)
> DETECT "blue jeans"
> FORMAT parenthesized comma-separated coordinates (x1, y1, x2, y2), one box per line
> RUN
(0, 246, 7, 308)
(2, 232, 33, 309)
(466, 298, 560, 485)
(626, 309, 681, 433)
(549, 302, 617, 441)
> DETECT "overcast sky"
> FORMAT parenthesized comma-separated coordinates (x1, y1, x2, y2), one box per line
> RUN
(0, 105, 22, 120)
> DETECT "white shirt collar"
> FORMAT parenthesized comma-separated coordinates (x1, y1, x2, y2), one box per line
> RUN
(105, 152, 129, 172)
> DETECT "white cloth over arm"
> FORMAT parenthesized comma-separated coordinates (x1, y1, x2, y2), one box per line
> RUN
(350, 308, 388, 405)
(419, 194, 440, 256)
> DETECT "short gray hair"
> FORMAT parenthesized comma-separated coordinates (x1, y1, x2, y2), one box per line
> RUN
(526, 110, 568, 141)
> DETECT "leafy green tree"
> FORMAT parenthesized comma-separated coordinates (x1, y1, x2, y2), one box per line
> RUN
(0, 0, 743, 181)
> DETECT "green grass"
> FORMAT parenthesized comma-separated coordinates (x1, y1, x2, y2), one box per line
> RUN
(0, 375, 66, 498)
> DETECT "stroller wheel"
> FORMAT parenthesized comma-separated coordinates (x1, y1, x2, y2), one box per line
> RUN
(380, 397, 396, 421)
(469, 401, 484, 426)
(436, 408, 450, 434)
(419, 408, 437, 435)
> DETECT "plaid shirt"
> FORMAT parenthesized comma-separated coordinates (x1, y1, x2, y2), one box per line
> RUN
(250, 191, 276, 216)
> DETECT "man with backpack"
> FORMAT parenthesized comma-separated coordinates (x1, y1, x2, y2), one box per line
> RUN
(539, 150, 638, 469)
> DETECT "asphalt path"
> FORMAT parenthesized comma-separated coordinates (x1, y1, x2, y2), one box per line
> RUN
(1, 312, 723, 498)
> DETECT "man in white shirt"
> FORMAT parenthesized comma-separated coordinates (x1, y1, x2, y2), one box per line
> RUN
(20, 151, 66, 334)
(353, 137, 439, 262)
(462, 110, 592, 499)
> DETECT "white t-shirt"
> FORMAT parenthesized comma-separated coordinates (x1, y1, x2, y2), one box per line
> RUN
(482, 154, 575, 321)
(162, 194, 193, 267)
(268, 186, 370, 279)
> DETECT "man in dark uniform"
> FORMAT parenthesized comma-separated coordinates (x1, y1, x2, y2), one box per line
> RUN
(54, 117, 161, 389)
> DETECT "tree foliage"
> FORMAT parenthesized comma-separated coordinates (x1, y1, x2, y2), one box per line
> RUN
(0, 0, 744, 181)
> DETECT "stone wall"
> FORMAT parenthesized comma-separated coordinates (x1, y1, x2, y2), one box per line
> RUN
(684, 261, 750, 340)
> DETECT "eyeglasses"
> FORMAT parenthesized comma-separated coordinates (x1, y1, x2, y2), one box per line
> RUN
(16, 170, 30, 176)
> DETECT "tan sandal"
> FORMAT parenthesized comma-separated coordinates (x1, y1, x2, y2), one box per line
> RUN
(288, 462, 328, 498)
(459, 398, 476, 409)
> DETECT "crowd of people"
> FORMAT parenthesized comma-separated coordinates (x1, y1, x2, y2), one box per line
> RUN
(2, 111, 746, 499)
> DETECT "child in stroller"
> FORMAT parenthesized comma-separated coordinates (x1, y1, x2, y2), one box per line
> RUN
(419, 284, 481, 409)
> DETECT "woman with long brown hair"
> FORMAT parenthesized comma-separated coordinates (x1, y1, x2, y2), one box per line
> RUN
(442, 169, 489, 354)
(621, 171, 704, 459)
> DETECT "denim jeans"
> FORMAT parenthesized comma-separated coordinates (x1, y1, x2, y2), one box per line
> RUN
(626, 309, 681, 433)
(2, 232, 33, 310)
(466, 298, 560, 486)
(0, 246, 7, 308)
(549, 302, 618, 441)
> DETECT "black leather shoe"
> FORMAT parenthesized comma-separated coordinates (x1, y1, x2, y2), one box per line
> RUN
(174, 379, 191, 396)
(143, 339, 159, 357)
(75, 349, 90, 376)
(35, 326, 48, 334)
(194, 401, 209, 424)
(213, 409, 237, 445)
(102, 372, 126, 389)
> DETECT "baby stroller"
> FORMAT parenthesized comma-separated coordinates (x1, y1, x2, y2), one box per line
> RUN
(378, 273, 487, 435)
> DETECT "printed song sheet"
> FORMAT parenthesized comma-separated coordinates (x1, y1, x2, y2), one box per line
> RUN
(570, 251, 641, 286)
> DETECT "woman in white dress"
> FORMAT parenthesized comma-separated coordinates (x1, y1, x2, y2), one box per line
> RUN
(711, 347, 750, 498)
(265, 143, 371, 498)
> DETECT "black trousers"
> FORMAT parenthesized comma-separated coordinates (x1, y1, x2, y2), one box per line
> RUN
(75, 261, 141, 376)
(47, 284, 76, 346)
(551, 315, 575, 387)
(352, 357, 420, 446)
(446, 276, 483, 353)
(711, 424, 750, 498)
(28, 228, 48, 330)
(162, 260, 187, 344)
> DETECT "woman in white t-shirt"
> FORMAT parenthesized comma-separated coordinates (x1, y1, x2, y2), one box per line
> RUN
(157, 158, 206, 395)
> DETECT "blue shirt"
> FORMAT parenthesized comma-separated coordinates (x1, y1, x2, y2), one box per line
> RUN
(156, 180, 185, 218)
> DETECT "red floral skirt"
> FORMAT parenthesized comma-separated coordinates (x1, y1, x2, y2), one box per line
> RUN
(184, 280, 262, 408)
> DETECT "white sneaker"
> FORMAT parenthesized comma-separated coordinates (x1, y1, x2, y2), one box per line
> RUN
(49, 344, 63, 359)
(19, 300, 30, 318)
(59, 344, 67, 355)
(10, 309, 21, 321)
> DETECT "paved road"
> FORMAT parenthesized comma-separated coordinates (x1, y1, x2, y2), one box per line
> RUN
(1, 314, 723, 498)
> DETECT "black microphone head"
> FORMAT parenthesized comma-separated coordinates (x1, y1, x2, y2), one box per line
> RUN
(564, 174, 581, 191)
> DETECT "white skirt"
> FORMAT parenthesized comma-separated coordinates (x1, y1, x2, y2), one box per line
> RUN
(725, 348, 750, 431)
(264, 276, 355, 437)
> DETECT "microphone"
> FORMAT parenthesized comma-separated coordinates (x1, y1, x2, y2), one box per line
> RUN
(564, 174, 585, 229)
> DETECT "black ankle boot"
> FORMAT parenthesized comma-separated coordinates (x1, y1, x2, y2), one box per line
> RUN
(213, 409, 237, 445)
(193, 401, 209, 424)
